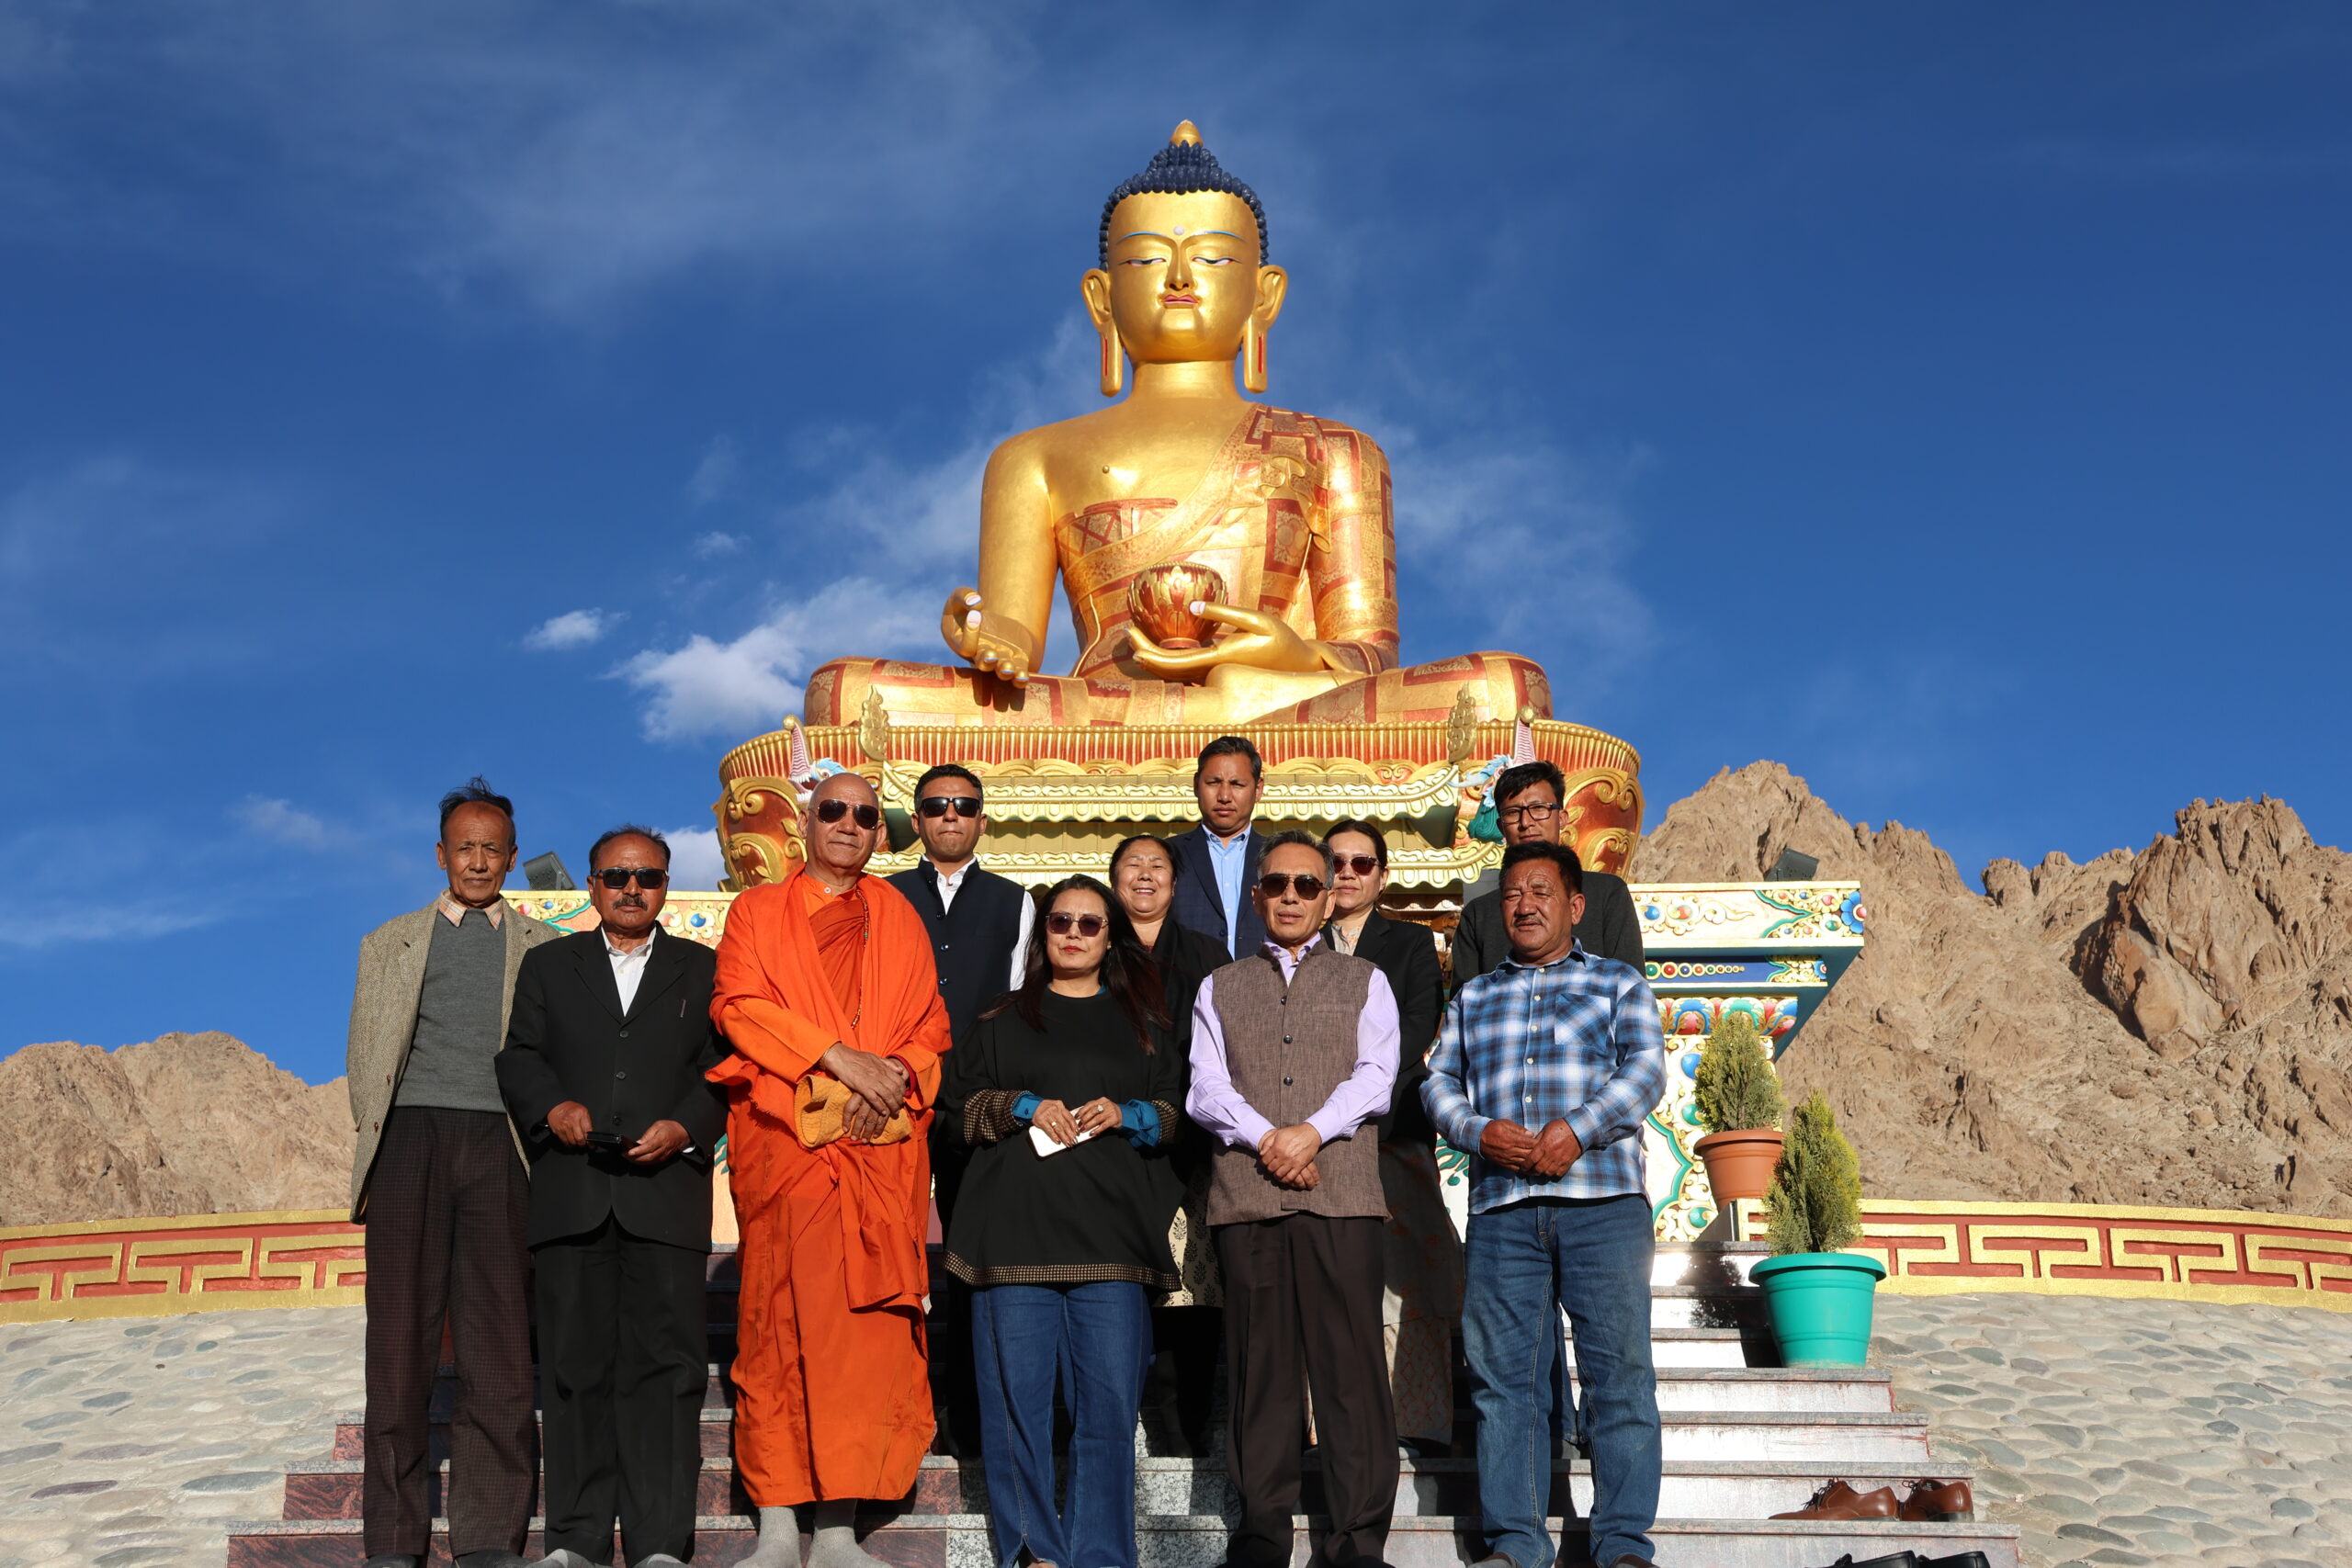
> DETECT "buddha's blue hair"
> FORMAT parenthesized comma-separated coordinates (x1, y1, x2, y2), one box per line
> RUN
(1098, 136, 1268, 268)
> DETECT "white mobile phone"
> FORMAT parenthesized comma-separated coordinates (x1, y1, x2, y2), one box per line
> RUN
(1029, 1123, 1098, 1157)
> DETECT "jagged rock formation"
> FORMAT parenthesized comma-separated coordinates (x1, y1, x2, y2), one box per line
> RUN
(1638, 763, 2352, 1216)
(0, 1032, 352, 1225)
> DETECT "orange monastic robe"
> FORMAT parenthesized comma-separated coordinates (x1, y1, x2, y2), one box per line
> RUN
(708, 866, 951, 1506)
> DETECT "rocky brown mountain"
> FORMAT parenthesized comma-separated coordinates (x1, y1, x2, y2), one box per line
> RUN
(1637, 762, 2352, 1216)
(0, 1032, 352, 1226)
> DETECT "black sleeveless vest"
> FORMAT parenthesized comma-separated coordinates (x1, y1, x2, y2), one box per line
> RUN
(888, 859, 1030, 1046)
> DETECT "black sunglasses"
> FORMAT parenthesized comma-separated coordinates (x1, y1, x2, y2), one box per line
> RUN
(594, 867, 668, 890)
(814, 798, 882, 829)
(917, 795, 984, 819)
(1257, 872, 1327, 899)
(1334, 853, 1382, 877)
(1046, 911, 1107, 937)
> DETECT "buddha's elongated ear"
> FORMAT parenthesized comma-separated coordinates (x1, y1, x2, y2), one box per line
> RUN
(1081, 267, 1123, 398)
(1243, 265, 1288, 394)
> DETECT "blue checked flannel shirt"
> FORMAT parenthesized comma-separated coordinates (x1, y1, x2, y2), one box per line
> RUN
(1423, 942, 1666, 1213)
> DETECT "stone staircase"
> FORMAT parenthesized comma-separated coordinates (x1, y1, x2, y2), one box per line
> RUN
(223, 1242, 2023, 1567)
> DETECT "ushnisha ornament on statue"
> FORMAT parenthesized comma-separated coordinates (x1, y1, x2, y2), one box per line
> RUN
(1125, 561, 1228, 651)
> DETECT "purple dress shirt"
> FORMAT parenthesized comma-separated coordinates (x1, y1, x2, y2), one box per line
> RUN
(1185, 934, 1401, 1151)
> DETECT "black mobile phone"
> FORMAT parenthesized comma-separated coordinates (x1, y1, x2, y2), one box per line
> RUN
(582, 1130, 631, 1151)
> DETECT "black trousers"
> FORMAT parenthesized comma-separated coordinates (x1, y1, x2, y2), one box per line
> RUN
(535, 1217, 710, 1563)
(362, 1106, 535, 1559)
(1216, 1213, 1397, 1568)
(930, 1134, 985, 1456)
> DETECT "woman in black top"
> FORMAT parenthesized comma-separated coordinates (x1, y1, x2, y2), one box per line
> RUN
(1109, 834, 1228, 1451)
(941, 874, 1182, 1568)
(1323, 817, 1462, 1455)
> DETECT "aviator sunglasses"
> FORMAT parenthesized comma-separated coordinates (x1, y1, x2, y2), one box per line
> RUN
(1334, 853, 1381, 877)
(1256, 871, 1327, 899)
(594, 866, 668, 890)
(814, 798, 883, 829)
(1046, 911, 1108, 937)
(916, 795, 985, 819)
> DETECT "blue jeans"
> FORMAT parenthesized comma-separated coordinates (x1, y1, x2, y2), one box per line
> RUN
(1463, 1194, 1659, 1568)
(970, 1280, 1148, 1568)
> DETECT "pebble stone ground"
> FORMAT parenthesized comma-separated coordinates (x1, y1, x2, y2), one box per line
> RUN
(1874, 1292, 2352, 1568)
(1, 1292, 2347, 1566)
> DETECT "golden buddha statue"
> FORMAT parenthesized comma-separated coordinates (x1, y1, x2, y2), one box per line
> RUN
(803, 123, 1551, 731)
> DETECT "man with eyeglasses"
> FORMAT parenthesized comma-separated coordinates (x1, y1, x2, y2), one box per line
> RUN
(886, 762, 1034, 1457)
(345, 778, 560, 1568)
(709, 771, 954, 1568)
(1186, 830, 1401, 1568)
(498, 828, 726, 1568)
(1451, 761, 1644, 985)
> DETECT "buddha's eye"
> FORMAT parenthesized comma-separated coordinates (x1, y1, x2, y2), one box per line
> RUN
(1195, 254, 1235, 267)
(1122, 256, 1167, 267)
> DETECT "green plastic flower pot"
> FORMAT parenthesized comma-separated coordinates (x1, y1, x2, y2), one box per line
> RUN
(1750, 1250, 1887, 1368)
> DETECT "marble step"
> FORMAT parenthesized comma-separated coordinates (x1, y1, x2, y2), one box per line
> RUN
(224, 1512, 2020, 1568)
(333, 1402, 1935, 1468)
(279, 1451, 1980, 1523)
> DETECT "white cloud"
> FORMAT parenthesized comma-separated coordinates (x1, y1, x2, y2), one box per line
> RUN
(661, 825, 727, 891)
(523, 607, 619, 651)
(234, 795, 336, 849)
(686, 435, 740, 508)
(619, 576, 938, 741)
(693, 531, 746, 558)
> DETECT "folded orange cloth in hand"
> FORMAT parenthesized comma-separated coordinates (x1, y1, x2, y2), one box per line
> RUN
(793, 1075, 912, 1148)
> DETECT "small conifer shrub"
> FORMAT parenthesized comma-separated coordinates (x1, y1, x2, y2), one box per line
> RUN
(1766, 1089, 1864, 1257)
(1692, 1010, 1784, 1135)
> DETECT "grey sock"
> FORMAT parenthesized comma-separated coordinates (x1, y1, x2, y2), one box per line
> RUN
(805, 1499, 880, 1568)
(741, 1505, 803, 1568)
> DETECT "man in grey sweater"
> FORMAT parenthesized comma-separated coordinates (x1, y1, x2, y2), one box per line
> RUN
(345, 779, 561, 1568)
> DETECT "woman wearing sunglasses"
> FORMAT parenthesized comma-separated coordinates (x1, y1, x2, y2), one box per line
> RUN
(939, 874, 1185, 1568)
(1108, 833, 1230, 1452)
(1321, 818, 1462, 1457)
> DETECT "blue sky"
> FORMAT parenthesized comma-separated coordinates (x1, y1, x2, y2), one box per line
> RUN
(4, 4, 2346, 1085)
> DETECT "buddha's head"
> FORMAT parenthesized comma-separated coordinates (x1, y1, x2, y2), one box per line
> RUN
(1084, 122, 1287, 394)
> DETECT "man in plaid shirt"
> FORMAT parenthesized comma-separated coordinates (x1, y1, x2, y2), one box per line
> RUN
(1425, 840, 1666, 1568)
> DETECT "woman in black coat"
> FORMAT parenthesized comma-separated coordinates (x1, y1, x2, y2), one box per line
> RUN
(1323, 818, 1462, 1455)
(940, 874, 1183, 1568)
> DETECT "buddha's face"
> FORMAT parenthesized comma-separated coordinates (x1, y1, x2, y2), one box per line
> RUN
(1085, 190, 1285, 367)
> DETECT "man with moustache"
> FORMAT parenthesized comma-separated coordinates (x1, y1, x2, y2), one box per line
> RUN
(1424, 840, 1667, 1568)
(345, 779, 561, 1568)
(1170, 734, 1271, 960)
(1451, 761, 1645, 983)
(1186, 830, 1401, 1568)
(498, 827, 727, 1568)
(708, 771, 954, 1568)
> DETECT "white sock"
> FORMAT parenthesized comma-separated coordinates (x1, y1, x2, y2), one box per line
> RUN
(741, 1505, 803, 1568)
(806, 1499, 880, 1568)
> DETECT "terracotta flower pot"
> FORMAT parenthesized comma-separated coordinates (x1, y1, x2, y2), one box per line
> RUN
(1693, 1128, 1786, 1202)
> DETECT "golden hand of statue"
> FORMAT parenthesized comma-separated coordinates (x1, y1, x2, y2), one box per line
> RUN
(1128, 602, 1327, 678)
(940, 586, 1036, 685)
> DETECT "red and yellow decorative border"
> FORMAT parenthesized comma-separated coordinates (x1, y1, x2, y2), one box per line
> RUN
(0, 1211, 365, 1324)
(1858, 1199, 2352, 1313)
(6, 1197, 2348, 1323)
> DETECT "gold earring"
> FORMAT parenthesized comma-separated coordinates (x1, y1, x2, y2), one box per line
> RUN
(1099, 321, 1125, 398)
(1241, 315, 1268, 393)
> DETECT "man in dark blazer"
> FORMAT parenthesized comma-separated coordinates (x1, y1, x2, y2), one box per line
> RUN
(497, 827, 726, 1568)
(887, 761, 1033, 1459)
(1170, 734, 1271, 961)
(1450, 761, 1645, 985)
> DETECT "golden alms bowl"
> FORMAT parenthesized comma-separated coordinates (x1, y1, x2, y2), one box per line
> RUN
(1126, 562, 1228, 650)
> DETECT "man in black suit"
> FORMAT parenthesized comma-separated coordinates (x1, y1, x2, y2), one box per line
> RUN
(1169, 734, 1271, 961)
(497, 827, 727, 1568)
(1450, 761, 1645, 983)
(887, 762, 1033, 1458)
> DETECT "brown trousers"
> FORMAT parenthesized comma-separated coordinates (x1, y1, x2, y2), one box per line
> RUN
(1216, 1213, 1397, 1568)
(361, 1106, 536, 1559)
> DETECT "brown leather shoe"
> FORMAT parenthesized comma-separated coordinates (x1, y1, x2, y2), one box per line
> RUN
(1899, 1477, 1976, 1521)
(1770, 1479, 1899, 1519)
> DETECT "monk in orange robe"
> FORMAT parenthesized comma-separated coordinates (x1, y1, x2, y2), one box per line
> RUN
(709, 771, 952, 1568)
